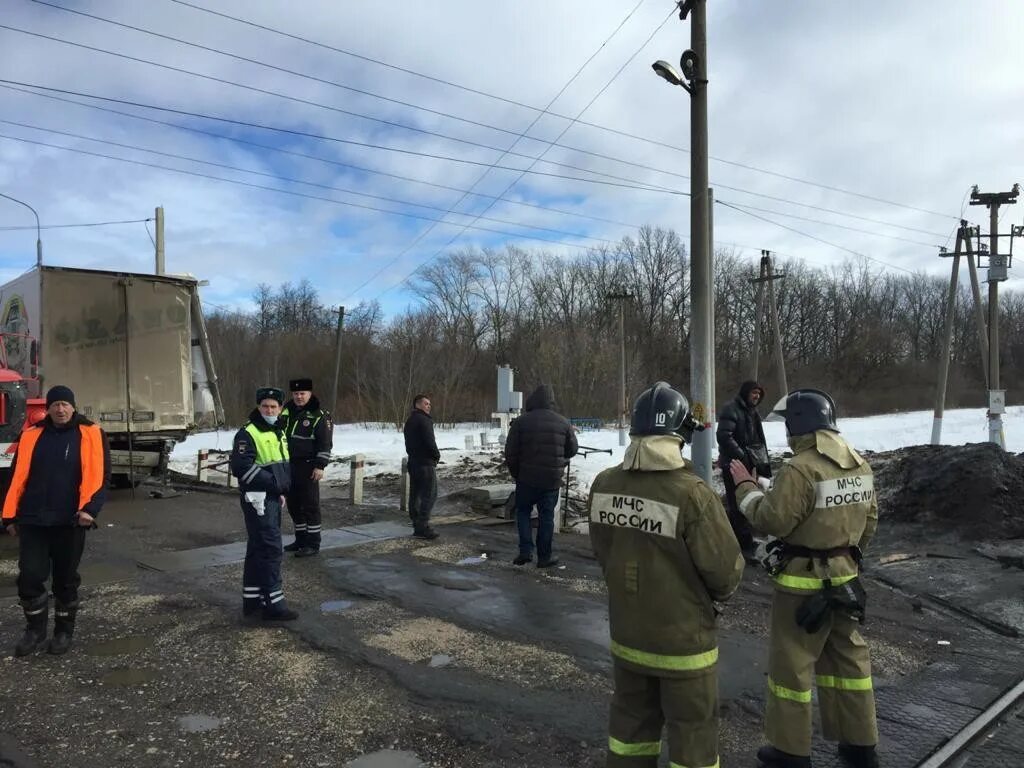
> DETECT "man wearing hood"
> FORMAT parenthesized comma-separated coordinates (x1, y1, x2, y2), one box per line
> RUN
(231, 387, 297, 621)
(280, 378, 333, 557)
(504, 384, 578, 567)
(589, 381, 743, 768)
(3, 385, 111, 657)
(717, 380, 770, 558)
(731, 389, 879, 768)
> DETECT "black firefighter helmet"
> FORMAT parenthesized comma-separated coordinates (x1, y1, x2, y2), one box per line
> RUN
(766, 388, 839, 436)
(629, 381, 703, 443)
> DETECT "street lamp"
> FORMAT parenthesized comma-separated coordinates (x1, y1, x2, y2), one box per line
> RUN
(0, 192, 43, 267)
(652, 0, 715, 484)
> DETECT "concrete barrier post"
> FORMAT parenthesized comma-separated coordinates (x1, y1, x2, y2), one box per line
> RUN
(197, 450, 208, 483)
(400, 457, 409, 512)
(349, 453, 365, 505)
(464, 434, 476, 450)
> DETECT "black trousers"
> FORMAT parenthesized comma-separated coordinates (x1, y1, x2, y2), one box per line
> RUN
(286, 459, 322, 545)
(408, 462, 437, 530)
(720, 459, 755, 552)
(17, 524, 87, 606)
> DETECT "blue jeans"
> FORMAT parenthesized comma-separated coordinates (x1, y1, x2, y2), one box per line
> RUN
(514, 483, 559, 561)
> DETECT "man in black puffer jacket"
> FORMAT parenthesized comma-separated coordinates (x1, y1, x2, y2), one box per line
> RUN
(716, 380, 770, 558)
(504, 384, 578, 567)
(404, 394, 441, 540)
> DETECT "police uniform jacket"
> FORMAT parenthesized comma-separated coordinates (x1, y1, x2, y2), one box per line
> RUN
(230, 410, 291, 495)
(588, 435, 744, 677)
(280, 396, 333, 469)
(735, 430, 877, 595)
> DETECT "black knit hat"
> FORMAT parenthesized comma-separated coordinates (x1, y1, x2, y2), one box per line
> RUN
(256, 387, 284, 405)
(46, 385, 76, 408)
(289, 378, 313, 392)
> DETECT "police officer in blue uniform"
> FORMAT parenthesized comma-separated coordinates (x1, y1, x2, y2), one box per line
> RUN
(230, 387, 297, 621)
(280, 377, 333, 557)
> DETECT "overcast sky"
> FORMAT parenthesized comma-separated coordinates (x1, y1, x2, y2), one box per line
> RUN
(1, 0, 1022, 315)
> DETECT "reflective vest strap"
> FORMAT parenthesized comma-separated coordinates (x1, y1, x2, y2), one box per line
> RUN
(1, 427, 42, 520)
(610, 640, 718, 672)
(768, 676, 812, 703)
(608, 736, 660, 757)
(816, 674, 873, 691)
(78, 424, 105, 511)
(774, 572, 858, 591)
(245, 424, 289, 463)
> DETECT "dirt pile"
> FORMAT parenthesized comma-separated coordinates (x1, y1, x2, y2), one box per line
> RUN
(870, 443, 1024, 540)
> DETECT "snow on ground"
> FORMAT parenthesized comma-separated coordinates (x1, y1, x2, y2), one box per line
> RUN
(170, 406, 1024, 493)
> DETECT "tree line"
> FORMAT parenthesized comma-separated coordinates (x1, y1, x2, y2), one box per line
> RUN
(205, 226, 1024, 426)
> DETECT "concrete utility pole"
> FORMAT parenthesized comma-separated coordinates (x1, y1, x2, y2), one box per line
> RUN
(964, 228, 989, 385)
(606, 292, 633, 446)
(331, 306, 346, 416)
(749, 258, 767, 380)
(753, 251, 787, 398)
(155, 206, 165, 275)
(969, 185, 1019, 448)
(931, 225, 964, 444)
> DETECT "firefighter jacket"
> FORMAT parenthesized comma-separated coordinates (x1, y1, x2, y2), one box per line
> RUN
(230, 410, 291, 495)
(588, 435, 745, 678)
(735, 430, 877, 595)
(2, 414, 110, 525)
(280, 396, 333, 469)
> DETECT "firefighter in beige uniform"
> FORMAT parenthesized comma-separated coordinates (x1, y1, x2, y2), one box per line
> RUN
(730, 389, 879, 768)
(589, 381, 744, 768)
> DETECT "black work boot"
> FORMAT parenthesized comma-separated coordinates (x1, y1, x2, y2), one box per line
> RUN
(412, 527, 439, 540)
(294, 546, 319, 558)
(14, 597, 49, 657)
(48, 602, 77, 655)
(537, 556, 560, 568)
(283, 531, 304, 552)
(838, 744, 879, 768)
(242, 589, 263, 620)
(757, 745, 811, 768)
(262, 594, 299, 621)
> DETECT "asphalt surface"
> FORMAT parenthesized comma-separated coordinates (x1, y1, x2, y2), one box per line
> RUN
(1, 469, 1021, 767)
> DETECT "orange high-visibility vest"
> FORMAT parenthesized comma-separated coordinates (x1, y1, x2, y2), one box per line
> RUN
(2, 422, 105, 521)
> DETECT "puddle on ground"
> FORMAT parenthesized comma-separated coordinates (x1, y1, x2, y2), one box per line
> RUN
(421, 572, 480, 592)
(177, 714, 223, 733)
(99, 668, 158, 687)
(345, 750, 425, 768)
(320, 600, 354, 614)
(83, 636, 155, 656)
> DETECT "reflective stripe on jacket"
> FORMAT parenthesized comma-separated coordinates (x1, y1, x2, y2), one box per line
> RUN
(2, 421, 106, 521)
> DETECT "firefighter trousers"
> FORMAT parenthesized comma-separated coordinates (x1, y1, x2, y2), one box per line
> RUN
(607, 661, 719, 768)
(766, 590, 878, 756)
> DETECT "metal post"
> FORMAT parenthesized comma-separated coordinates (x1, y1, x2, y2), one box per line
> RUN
(155, 206, 165, 275)
(0, 192, 42, 267)
(988, 204, 1002, 447)
(331, 306, 345, 415)
(399, 456, 409, 513)
(349, 453, 364, 505)
(932, 228, 963, 445)
(689, 0, 713, 483)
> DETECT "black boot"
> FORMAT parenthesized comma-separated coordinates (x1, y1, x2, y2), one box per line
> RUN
(757, 745, 811, 768)
(283, 531, 304, 552)
(412, 526, 439, 540)
(14, 597, 49, 657)
(242, 588, 263, 620)
(838, 744, 878, 768)
(294, 545, 319, 558)
(263, 595, 299, 621)
(48, 601, 77, 655)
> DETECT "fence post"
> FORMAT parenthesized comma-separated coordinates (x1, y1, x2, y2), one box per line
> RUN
(349, 453, 365, 505)
(400, 456, 409, 513)
(464, 434, 476, 450)
(197, 450, 208, 483)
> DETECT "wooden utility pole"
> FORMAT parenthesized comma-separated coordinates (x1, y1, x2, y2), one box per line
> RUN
(331, 306, 346, 416)
(969, 185, 1019, 448)
(606, 292, 632, 446)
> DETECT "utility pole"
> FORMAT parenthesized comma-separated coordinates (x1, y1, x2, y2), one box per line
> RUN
(964, 228, 989, 385)
(0, 192, 42, 267)
(607, 291, 632, 446)
(932, 225, 964, 444)
(155, 205, 165, 275)
(969, 185, 1019, 448)
(749, 257, 766, 380)
(650, 0, 712, 481)
(753, 251, 787, 397)
(331, 306, 346, 416)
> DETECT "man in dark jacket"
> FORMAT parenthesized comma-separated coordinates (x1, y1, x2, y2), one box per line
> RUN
(2, 385, 111, 657)
(280, 377, 333, 557)
(716, 380, 770, 558)
(504, 384, 578, 567)
(230, 387, 297, 621)
(403, 394, 440, 540)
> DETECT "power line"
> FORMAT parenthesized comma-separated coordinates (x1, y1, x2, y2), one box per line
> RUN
(2, 79, 944, 235)
(0, 217, 152, 231)
(0, 132, 606, 251)
(344, 0, 654, 302)
(0, 118, 621, 246)
(165, 0, 959, 222)
(716, 199, 917, 275)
